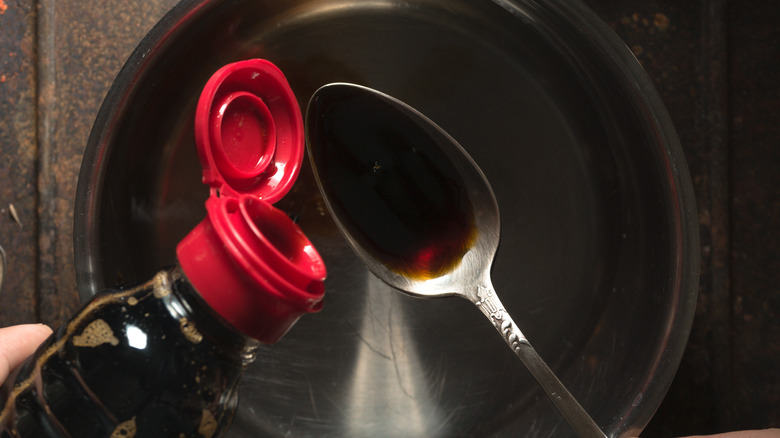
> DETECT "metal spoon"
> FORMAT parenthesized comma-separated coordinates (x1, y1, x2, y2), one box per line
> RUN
(305, 83, 606, 438)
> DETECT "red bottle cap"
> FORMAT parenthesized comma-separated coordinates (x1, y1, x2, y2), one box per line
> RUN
(176, 59, 326, 343)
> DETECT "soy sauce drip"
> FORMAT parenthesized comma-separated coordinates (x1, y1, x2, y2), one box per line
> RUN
(307, 85, 477, 280)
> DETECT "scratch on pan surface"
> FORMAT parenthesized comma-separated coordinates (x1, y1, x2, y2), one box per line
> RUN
(308, 379, 321, 420)
(387, 302, 415, 400)
(345, 317, 391, 360)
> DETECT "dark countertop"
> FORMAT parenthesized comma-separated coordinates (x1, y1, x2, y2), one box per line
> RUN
(0, 0, 777, 435)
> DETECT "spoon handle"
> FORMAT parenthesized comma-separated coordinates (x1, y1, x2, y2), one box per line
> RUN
(473, 285, 607, 438)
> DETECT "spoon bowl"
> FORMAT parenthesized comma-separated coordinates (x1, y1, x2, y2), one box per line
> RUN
(307, 83, 500, 299)
(306, 83, 606, 437)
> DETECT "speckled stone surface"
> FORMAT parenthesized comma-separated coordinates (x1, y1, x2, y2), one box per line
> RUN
(0, 0, 37, 325)
(0, 0, 777, 435)
(1, 0, 178, 326)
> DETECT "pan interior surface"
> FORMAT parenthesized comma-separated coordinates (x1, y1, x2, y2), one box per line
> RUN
(76, 0, 698, 437)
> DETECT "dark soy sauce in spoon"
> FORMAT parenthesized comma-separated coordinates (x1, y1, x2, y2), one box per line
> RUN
(307, 85, 477, 281)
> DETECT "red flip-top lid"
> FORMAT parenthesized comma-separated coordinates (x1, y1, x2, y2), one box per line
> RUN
(195, 59, 303, 202)
(177, 59, 326, 344)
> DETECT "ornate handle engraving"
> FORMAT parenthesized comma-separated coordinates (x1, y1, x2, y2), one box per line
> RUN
(475, 285, 526, 353)
(471, 284, 606, 438)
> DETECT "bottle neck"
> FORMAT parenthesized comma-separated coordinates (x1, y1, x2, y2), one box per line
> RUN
(165, 266, 261, 365)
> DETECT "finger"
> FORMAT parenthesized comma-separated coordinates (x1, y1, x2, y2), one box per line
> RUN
(0, 324, 53, 383)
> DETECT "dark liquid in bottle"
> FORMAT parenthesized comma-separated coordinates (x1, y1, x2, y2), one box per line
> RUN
(308, 87, 477, 280)
(0, 268, 255, 438)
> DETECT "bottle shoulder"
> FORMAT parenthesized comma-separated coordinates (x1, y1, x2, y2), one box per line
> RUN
(1, 268, 252, 437)
(64, 268, 256, 368)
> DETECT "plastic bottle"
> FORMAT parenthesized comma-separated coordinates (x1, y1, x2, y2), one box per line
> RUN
(0, 59, 326, 437)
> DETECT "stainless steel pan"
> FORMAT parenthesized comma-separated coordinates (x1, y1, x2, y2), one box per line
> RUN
(75, 1, 699, 436)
